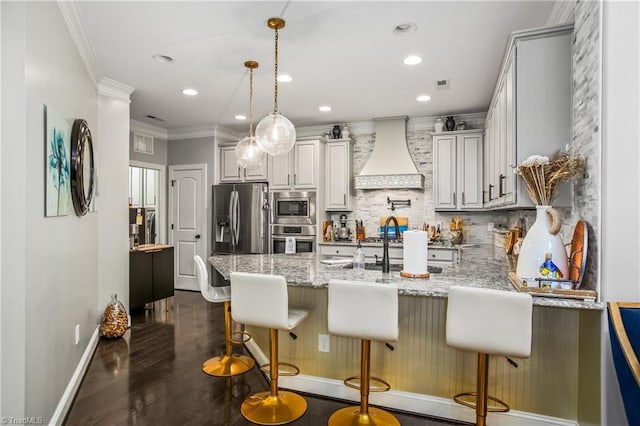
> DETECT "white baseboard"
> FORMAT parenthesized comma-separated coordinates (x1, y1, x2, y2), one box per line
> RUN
(244, 339, 576, 426)
(49, 326, 100, 426)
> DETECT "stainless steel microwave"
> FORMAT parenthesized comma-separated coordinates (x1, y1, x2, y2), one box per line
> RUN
(271, 191, 316, 225)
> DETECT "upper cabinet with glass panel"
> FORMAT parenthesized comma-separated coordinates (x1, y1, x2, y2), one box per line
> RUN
(129, 166, 158, 208)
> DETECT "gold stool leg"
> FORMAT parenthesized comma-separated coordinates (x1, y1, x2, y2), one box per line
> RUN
(202, 301, 255, 377)
(453, 353, 509, 425)
(241, 329, 307, 425)
(476, 353, 489, 426)
(328, 340, 400, 426)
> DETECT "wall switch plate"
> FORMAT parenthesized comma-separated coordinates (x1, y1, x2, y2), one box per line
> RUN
(75, 324, 80, 345)
(318, 334, 330, 352)
(487, 222, 494, 232)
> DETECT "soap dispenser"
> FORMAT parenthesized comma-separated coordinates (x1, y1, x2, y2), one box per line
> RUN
(353, 241, 365, 270)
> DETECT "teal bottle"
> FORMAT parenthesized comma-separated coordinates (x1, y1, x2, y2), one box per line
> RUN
(539, 252, 564, 279)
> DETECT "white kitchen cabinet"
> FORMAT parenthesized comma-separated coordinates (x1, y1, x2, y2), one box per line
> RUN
(219, 145, 268, 183)
(268, 139, 320, 190)
(325, 138, 352, 211)
(129, 166, 158, 208)
(484, 24, 573, 208)
(433, 131, 483, 211)
(318, 243, 458, 263)
(129, 166, 143, 207)
(144, 169, 158, 208)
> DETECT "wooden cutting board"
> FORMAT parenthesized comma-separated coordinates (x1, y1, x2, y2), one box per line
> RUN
(569, 220, 588, 286)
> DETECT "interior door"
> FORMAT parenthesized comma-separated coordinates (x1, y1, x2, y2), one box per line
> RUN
(169, 164, 206, 291)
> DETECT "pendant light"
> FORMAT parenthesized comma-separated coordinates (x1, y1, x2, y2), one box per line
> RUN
(255, 17, 296, 156)
(235, 60, 266, 169)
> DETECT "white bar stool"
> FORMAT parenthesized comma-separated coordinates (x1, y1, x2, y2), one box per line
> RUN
(194, 256, 255, 376)
(327, 279, 400, 426)
(446, 286, 533, 426)
(230, 272, 309, 425)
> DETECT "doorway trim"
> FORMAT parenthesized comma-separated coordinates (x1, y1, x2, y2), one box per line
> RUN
(130, 160, 167, 244)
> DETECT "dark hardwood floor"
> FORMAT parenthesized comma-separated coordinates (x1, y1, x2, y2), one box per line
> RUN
(65, 290, 463, 425)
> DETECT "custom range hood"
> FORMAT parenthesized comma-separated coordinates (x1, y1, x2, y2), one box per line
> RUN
(354, 116, 425, 189)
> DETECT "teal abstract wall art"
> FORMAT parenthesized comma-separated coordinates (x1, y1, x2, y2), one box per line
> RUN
(45, 104, 71, 217)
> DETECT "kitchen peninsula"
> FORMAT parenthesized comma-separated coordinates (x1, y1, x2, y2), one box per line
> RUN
(210, 246, 601, 425)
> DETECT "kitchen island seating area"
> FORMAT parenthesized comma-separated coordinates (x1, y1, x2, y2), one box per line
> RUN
(327, 279, 400, 426)
(230, 272, 310, 425)
(446, 286, 533, 426)
(194, 255, 255, 377)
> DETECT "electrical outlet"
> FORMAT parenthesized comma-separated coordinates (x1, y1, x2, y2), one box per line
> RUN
(318, 334, 330, 352)
(75, 324, 80, 345)
(487, 222, 494, 232)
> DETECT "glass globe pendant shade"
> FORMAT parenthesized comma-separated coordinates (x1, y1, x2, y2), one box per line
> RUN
(255, 112, 296, 156)
(235, 136, 266, 169)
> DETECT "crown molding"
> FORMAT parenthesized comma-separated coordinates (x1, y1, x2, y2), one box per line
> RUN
(130, 119, 168, 140)
(167, 125, 241, 141)
(57, 0, 102, 88)
(97, 78, 134, 102)
(546, 0, 576, 25)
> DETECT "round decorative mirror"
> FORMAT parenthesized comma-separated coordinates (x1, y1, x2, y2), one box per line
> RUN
(70, 119, 95, 216)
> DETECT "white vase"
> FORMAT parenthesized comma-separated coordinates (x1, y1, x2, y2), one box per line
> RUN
(434, 118, 444, 133)
(516, 206, 569, 282)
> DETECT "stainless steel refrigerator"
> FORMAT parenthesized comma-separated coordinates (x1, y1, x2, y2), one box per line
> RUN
(212, 182, 269, 255)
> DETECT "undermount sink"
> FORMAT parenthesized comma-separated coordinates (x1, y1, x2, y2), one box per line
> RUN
(343, 263, 442, 274)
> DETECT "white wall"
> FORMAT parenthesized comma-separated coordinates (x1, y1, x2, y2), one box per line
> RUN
(600, 0, 640, 424)
(98, 80, 133, 312)
(24, 2, 99, 418)
(0, 1, 27, 418)
(1, 2, 131, 421)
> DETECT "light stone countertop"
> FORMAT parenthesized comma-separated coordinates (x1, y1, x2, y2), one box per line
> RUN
(209, 244, 603, 311)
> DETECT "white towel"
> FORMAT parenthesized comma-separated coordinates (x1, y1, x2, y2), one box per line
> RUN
(285, 236, 296, 254)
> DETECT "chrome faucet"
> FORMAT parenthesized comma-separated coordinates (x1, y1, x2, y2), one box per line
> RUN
(382, 216, 400, 273)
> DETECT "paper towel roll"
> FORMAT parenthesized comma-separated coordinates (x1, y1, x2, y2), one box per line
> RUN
(403, 231, 428, 274)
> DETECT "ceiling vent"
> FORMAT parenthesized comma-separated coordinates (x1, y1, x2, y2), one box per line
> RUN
(145, 114, 165, 122)
(435, 79, 450, 90)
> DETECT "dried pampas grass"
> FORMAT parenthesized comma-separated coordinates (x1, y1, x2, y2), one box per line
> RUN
(514, 152, 584, 205)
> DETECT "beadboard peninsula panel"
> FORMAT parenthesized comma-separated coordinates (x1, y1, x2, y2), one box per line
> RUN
(247, 287, 596, 421)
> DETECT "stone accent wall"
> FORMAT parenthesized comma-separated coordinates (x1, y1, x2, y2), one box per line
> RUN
(570, 0, 600, 291)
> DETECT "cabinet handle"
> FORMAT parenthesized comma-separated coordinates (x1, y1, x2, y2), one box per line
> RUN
(343, 194, 346, 205)
(488, 184, 494, 201)
(287, 174, 290, 186)
(238, 167, 241, 177)
(294, 174, 297, 185)
(462, 192, 465, 205)
(244, 168, 247, 179)
(499, 174, 506, 197)
(453, 192, 456, 205)
(483, 191, 487, 203)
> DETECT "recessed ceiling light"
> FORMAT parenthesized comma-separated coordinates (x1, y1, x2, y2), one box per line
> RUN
(153, 54, 174, 63)
(393, 22, 417, 35)
(417, 95, 431, 102)
(181, 88, 198, 96)
(277, 74, 293, 83)
(319, 106, 332, 112)
(235, 115, 247, 120)
(404, 55, 422, 65)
